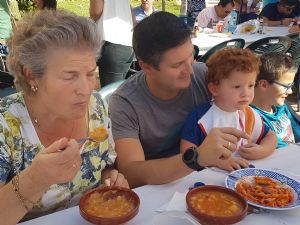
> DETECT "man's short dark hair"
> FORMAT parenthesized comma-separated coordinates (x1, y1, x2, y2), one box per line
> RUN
(258, 52, 296, 81)
(218, 0, 234, 7)
(132, 11, 191, 69)
(279, 0, 298, 7)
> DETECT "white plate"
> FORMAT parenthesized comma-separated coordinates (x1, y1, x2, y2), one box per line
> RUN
(225, 168, 300, 210)
(151, 212, 200, 225)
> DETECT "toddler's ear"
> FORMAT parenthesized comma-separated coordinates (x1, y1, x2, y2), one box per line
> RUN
(208, 82, 219, 96)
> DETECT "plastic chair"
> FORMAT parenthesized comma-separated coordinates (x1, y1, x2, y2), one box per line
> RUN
(99, 80, 124, 104)
(197, 38, 246, 63)
(0, 70, 16, 98)
(285, 100, 300, 124)
(0, 70, 14, 89)
(286, 33, 300, 62)
(246, 36, 292, 55)
(193, 45, 200, 60)
(0, 86, 17, 98)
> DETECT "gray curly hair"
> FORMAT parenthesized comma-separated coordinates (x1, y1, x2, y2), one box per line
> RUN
(7, 9, 101, 94)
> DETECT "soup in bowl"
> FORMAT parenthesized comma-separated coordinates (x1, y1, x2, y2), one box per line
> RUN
(79, 186, 140, 225)
(186, 185, 248, 225)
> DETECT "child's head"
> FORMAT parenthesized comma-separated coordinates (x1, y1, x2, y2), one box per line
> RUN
(206, 48, 260, 112)
(255, 52, 296, 107)
(278, 0, 298, 16)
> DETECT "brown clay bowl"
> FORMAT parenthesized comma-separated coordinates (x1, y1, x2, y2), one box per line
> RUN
(186, 185, 248, 225)
(79, 186, 140, 225)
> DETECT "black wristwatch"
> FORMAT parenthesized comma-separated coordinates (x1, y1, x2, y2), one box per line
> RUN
(182, 147, 205, 171)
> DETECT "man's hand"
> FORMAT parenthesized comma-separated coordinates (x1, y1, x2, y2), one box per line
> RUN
(282, 18, 294, 26)
(212, 157, 249, 172)
(196, 127, 249, 167)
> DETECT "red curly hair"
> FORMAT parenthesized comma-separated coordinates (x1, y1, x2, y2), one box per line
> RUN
(206, 48, 261, 84)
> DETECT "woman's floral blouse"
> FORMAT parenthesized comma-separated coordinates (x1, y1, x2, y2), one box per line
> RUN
(0, 92, 116, 220)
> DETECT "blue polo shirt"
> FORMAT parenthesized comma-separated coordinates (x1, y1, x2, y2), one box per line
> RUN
(260, 2, 294, 21)
(134, 5, 158, 23)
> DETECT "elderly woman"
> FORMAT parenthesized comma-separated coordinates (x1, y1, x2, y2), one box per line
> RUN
(0, 10, 129, 225)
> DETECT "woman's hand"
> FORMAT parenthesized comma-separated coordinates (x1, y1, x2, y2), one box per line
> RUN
(101, 168, 129, 188)
(28, 138, 82, 189)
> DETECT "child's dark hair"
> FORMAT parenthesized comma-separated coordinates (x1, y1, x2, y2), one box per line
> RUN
(206, 48, 260, 84)
(133, 11, 191, 70)
(218, 0, 234, 7)
(258, 52, 296, 82)
(279, 0, 298, 7)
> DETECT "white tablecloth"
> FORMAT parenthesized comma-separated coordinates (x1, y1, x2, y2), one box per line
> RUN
(192, 26, 290, 54)
(19, 144, 300, 225)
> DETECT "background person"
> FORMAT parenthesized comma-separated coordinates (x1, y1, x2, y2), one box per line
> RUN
(90, 0, 135, 87)
(233, 0, 261, 23)
(196, 0, 234, 28)
(134, 0, 157, 23)
(180, 48, 277, 172)
(33, 0, 57, 10)
(251, 52, 300, 148)
(259, 0, 298, 26)
(187, 0, 206, 20)
(0, 0, 20, 37)
(109, 12, 250, 188)
(0, 10, 128, 225)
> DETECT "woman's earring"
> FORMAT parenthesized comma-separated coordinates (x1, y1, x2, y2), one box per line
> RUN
(31, 85, 38, 93)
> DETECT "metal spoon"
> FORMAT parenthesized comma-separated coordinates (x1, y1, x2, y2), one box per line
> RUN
(76, 137, 99, 145)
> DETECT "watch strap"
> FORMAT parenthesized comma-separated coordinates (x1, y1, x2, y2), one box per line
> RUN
(182, 147, 205, 171)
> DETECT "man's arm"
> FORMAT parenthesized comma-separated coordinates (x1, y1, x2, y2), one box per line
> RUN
(115, 138, 193, 188)
(115, 128, 249, 188)
(262, 16, 293, 26)
(89, 0, 104, 21)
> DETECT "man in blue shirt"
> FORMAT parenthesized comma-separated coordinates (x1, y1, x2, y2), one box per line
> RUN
(134, 0, 157, 23)
(260, 0, 297, 26)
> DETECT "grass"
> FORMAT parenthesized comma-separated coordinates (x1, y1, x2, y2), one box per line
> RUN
(58, 0, 181, 17)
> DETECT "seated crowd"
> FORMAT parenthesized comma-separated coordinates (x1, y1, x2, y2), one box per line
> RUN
(194, 0, 300, 29)
(0, 2, 300, 225)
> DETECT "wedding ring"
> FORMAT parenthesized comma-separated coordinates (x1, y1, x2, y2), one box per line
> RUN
(227, 141, 231, 149)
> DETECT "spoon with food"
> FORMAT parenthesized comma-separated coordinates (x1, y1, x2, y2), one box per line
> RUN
(77, 127, 109, 145)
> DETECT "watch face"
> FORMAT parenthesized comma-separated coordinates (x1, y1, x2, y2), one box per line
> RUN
(184, 149, 195, 162)
(183, 147, 204, 171)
